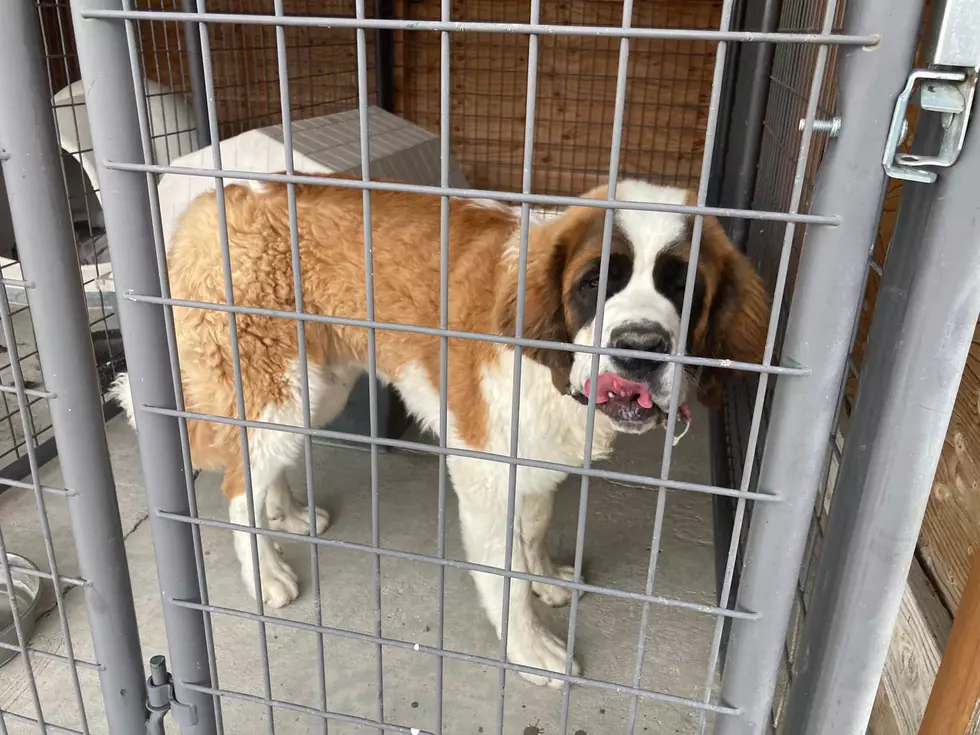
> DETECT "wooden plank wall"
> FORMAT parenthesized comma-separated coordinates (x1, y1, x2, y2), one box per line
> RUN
(921, 336, 980, 610)
(392, 0, 722, 195)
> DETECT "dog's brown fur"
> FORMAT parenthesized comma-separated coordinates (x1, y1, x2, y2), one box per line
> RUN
(164, 174, 768, 500)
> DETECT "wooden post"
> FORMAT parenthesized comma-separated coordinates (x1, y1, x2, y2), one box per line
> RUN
(919, 549, 980, 734)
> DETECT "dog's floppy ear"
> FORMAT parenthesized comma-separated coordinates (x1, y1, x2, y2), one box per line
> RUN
(690, 213, 771, 407)
(493, 200, 606, 394)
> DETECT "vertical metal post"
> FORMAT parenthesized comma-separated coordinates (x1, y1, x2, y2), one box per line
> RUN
(374, 0, 395, 112)
(181, 0, 211, 148)
(68, 1, 219, 732)
(0, 1, 147, 732)
(713, 0, 782, 246)
(712, 0, 926, 731)
(781, 77, 980, 735)
(707, 0, 784, 677)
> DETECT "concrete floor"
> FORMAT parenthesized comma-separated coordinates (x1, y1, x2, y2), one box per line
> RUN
(0, 406, 722, 735)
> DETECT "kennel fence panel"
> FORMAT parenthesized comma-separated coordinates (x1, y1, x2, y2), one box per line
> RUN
(779, 3, 980, 724)
(392, 0, 723, 197)
(60, 1, 925, 734)
(0, 2, 148, 733)
(66, 2, 223, 734)
(708, 0, 932, 730)
(707, 0, 847, 689)
(714, 0, 980, 732)
(0, 1, 135, 489)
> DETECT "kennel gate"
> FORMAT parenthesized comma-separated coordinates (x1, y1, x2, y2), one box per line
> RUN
(1, 0, 979, 732)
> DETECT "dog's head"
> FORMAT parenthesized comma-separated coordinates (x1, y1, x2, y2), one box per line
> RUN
(494, 180, 770, 435)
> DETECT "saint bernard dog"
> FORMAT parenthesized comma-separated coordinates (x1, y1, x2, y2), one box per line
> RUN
(111, 174, 769, 687)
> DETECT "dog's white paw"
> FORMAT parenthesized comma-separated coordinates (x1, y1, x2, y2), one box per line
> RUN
(509, 622, 581, 688)
(532, 565, 580, 608)
(268, 501, 331, 536)
(242, 542, 300, 609)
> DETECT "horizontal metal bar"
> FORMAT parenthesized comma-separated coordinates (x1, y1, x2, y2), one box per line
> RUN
(0, 711, 84, 735)
(106, 160, 842, 227)
(80, 9, 878, 46)
(143, 405, 781, 503)
(0, 641, 102, 671)
(171, 600, 742, 716)
(0, 383, 55, 399)
(0, 476, 74, 497)
(177, 682, 434, 734)
(0, 278, 33, 289)
(125, 292, 808, 378)
(157, 510, 760, 619)
(1, 565, 89, 588)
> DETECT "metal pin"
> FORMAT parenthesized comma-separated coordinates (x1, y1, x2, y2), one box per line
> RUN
(799, 116, 842, 136)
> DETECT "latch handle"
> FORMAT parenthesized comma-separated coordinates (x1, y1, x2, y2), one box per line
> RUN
(882, 69, 973, 183)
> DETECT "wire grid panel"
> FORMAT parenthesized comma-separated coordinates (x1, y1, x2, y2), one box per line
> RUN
(0, 1, 140, 484)
(732, 2, 937, 729)
(393, 0, 723, 196)
(0, 311, 102, 735)
(0, 306, 147, 735)
(0, 4, 153, 731)
(715, 0, 849, 727)
(71, 0, 875, 733)
(130, 0, 379, 138)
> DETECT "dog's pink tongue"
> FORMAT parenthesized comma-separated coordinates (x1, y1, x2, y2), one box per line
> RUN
(584, 373, 654, 409)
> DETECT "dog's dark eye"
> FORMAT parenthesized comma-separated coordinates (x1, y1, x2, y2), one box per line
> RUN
(578, 254, 631, 294)
(669, 268, 688, 300)
(579, 269, 601, 292)
(654, 254, 691, 305)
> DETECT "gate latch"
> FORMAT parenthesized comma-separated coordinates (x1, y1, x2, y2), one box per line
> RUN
(882, 68, 977, 183)
(145, 655, 198, 735)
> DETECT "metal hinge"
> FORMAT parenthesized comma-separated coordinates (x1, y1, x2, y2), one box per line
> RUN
(145, 655, 198, 735)
(882, 68, 977, 183)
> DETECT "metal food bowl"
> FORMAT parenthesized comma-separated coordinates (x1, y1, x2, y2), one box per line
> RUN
(0, 554, 41, 668)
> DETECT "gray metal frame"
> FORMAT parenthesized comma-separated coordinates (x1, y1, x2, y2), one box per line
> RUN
(781, 12, 980, 728)
(0, 1, 146, 732)
(712, 0, 929, 731)
(0, 0, 969, 731)
(68, 2, 221, 732)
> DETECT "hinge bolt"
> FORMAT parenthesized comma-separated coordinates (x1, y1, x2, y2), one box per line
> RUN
(799, 117, 842, 137)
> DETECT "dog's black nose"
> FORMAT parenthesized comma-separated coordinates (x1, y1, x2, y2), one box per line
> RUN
(612, 326, 670, 354)
(610, 322, 671, 376)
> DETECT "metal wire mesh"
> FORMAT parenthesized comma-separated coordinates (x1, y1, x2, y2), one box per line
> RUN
(0, 0, 900, 731)
(719, 1, 938, 730)
(0, 1, 136, 485)
(392, 0, 725, 196)
(198, 0, 378, 137)
(724, 0, 847, 725)
(0, 286, 98, 731)
(70, 0, 876, 730)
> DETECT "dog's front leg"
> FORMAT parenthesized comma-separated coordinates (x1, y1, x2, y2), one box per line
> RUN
(450, 459, 581, 687)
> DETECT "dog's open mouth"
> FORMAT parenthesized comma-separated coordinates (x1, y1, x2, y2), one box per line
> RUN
(587, 372, 655, 409)
(574, 373, 692, 441)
